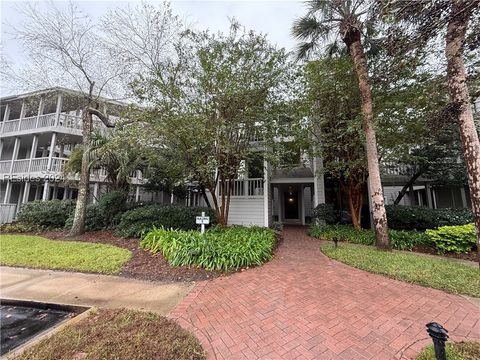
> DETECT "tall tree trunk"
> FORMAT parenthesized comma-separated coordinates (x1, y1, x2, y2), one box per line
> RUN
(393, 168, 424, 205)
(445, 1, 480, 265)
(347, 35, 390, 250)
(69, 110, 92, 236)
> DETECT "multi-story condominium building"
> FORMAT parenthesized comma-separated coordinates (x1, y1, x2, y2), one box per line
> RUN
(0, 88, 154, 223)
(0, 88, 473, 225)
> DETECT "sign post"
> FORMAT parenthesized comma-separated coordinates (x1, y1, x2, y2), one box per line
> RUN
(196, 211, 210, 234)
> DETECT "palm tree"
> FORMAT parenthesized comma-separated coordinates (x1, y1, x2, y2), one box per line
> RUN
(293, 0, 390, 249)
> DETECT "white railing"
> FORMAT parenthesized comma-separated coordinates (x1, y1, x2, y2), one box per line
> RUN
(37, 113, 56, 128)
(59, 113, 82, 130)
(2, 120, 20, 133)
(51, 157, 68, 173)
(227, 178, 264, 197)
(381, 163, 418, 176)
(19, 116, 37, 131)
(11, 159, 30, 173)
(0, 204, 16, 224)
(30, 158, 49, 173)
(0, 160, 11, 173)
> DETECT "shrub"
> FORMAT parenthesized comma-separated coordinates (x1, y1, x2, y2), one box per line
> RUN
(0, 222, 45, 233)
(65, 204, 104, 232)
(312, 203, 338, 224)
(386, 205, 473, 231)
(16, 200, 76, 229)
(141, 226, 276, 271)
(97, 190, 128, 228)
(115, 205, 217, 238)
(308, 224, 430, 251)
(426, 223, 477, 254)
(270, 221, 284, 232)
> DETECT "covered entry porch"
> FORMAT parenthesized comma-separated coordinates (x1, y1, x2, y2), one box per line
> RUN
(272, 182, 314, 225)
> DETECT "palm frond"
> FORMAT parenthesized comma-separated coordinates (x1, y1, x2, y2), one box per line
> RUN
(295, 41, 318, 61)
(292, 16, 328, 40)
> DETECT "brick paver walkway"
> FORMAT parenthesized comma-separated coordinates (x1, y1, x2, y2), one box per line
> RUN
(170, 227, 480, 359)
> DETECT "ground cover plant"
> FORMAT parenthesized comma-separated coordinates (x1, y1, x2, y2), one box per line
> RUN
(141, 226, 276, 271)
(116, 205, 217, 238)
(416, 341, 480, 360)
(321, 243, 480, 297)
(308, 224, 430, 251)
(0, 235, 131, 274)
(426, 224, 476, 254)
(12, 308, 206, 360)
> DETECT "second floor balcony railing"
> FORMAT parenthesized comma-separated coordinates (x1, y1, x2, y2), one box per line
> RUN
(220, 178, 264, 197)
(0, 112, 106, 135)
(0, 157, 69, 175)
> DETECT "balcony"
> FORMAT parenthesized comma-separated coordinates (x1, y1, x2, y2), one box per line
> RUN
(0, 157, 68, 176)
(226, 178, 264, 197)
(0, 112, 105, 137)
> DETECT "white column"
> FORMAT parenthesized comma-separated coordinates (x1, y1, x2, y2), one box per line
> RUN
(1, 104, 10, 133)
(63, 187, 68, 200)
(263, 159, 269, 227)
(425, 183, 433, 208)
(46, 132, 57, 171)
(35, 185, 41, 200)
(135, 186, 140, 202)
(18, 101, 26, 130)
(460, 187, 468, 208)
(17, 185, 24, 209)
(300, 184, 305, 225)
(0, 139, 3, 159)
(22, 182, 31, 203)
(312, 157, 325, 207)
(93, 182, 99, 204)
(170, 191, 174, 204)
(52, 184, 58, 200)
(28, 135, 38, 172)
(54, 94, 63, 126)
(9, 137, 21, 173)
(35, 98, 44, 128)
(42, 181, 50, 201)
(3, 181, 12, 204)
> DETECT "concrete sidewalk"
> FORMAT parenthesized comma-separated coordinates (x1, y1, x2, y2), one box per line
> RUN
(0, 266, 193, 314)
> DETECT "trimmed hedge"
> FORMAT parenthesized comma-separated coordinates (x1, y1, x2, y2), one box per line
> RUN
(141, 226, 276, 271)
(308, 224, 430, 251)
(312, 203, 338, 224)
(16, 200, 76, 229)
(426, 224, 477, 254)
(115, 204, 217, 238)
(386, 205, 473, 231)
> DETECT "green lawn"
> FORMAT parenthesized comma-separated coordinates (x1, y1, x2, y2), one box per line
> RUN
(322, 243, 480, 297)
(416, 341, 480, 360)
(0, 235, 131, 274)
(12, 308, 206, 360)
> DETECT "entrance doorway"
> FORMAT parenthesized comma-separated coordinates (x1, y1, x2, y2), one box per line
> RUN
(284, 191, 299, 219)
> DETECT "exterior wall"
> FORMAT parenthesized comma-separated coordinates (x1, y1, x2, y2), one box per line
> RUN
(313, 157, 325, 206)
(383, 186, 414, 206)
(304, 186, 312, 217)
(227, 197, 265, 226)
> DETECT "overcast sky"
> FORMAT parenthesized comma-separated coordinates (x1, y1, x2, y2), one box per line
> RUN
(1, 0, 306, 96)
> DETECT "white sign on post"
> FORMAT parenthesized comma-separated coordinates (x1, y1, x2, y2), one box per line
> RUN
(196, 211, 210, 234)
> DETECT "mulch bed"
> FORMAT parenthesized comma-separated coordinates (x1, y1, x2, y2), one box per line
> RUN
(412, 245, 478, 262)
(42, 230, 225, 282)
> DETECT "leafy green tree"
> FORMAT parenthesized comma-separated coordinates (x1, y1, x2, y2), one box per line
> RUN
(128, 23, 299, 225)
(381, 0, 480, 263)
(293, 0, 391, 249)
(304, 56, 367, 229)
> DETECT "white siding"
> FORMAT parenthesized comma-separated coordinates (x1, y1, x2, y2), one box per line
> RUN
(227, 197, 265, 226)
(313, 157, 325, 205)
(383, 186, 412, 206)
(304, 186, 312, 217)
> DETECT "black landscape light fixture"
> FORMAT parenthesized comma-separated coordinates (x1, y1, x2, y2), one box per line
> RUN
(426, 322, 448, 360)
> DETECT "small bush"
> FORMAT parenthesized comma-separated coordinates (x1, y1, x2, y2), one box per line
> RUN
(16, 200, 76, 229)
(115, 205, 217, 238)
(0, 222, 45, 233)
(98, 190, 128, 227)
(65, 204, 104, 232)
(308, 224, 430, 251)
(312, 203, 338, 224)
(386, 205, 473, 231)
(141, 226, 276, 271)
(426, 223, 477, 254)
(270, 221, 284, 232)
